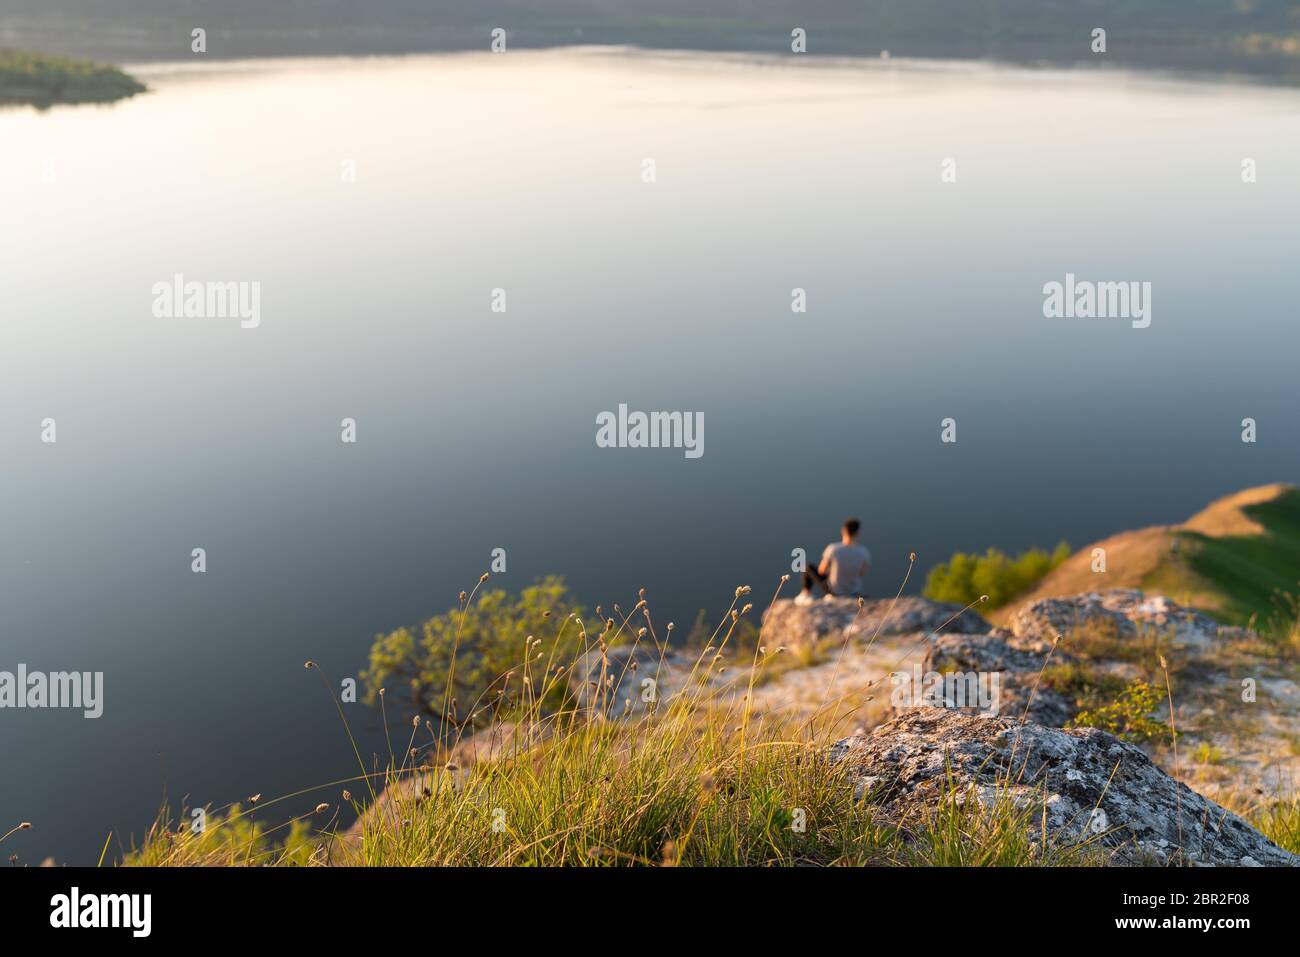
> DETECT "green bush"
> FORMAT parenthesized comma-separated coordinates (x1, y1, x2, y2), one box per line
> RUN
(362, 577, 588, 730)
(923, 542, 1070, 608)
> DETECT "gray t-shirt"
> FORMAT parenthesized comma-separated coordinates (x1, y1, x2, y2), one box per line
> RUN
(821, 543, 871, 596)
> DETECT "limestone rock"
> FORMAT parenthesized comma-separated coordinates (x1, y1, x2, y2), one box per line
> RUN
(1013, 589, 1221, 649)
(921, 632, 1075, 726)
(763, 596, 989, 652)
(830, 709, 1297, 866)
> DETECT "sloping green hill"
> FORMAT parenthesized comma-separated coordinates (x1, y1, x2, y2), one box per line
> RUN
(998, 484, 1300, 631)
(1179, 487, 1300, 627)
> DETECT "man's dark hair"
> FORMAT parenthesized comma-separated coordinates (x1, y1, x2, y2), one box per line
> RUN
(843, 518, 861, 537)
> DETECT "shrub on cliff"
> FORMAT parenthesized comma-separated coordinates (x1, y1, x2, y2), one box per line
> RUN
(924, 542, 1070, 608)
(362, 576, 589, 730)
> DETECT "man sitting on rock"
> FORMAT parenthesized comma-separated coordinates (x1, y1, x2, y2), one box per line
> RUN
(798, 518, 871, 602)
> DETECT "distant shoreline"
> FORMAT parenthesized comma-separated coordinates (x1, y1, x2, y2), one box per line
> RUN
(5, 7, 1300, 88)
(118, 45, 1300, 99)
(0, 49, 145, 108)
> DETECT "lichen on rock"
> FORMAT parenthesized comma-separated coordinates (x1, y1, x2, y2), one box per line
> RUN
(829, 709, 1297, 867)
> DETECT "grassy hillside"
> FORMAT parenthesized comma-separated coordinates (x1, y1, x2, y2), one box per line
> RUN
(1000, 484, 1300, 632)
(1179, 487, 1300, 627)
(0, 49, 145, 106)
